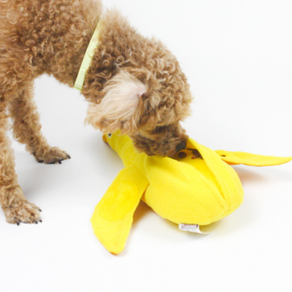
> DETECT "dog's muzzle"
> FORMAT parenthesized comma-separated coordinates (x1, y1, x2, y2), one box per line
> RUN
(175, 140, 187, 153)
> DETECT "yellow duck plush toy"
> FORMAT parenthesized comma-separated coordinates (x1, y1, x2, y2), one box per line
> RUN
(91, 131, 292, 254)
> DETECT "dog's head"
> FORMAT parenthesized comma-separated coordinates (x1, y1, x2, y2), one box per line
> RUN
(86, 67, 192, 157)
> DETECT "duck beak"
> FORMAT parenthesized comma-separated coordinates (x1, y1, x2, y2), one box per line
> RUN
(102, 134, 108, 144)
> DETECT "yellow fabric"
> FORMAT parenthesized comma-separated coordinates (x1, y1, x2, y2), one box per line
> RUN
(215, 150, 292, 166)
(92, 132, 292, 254)
(91, 165, 148, 254)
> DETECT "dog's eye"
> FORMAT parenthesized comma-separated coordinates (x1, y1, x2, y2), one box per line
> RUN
(108, 133, 112, 138)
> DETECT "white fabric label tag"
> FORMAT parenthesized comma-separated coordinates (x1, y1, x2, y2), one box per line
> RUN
(179, 223, 212, 234)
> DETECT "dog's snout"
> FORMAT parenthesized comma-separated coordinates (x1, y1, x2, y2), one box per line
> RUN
(175, 140, 187, 153)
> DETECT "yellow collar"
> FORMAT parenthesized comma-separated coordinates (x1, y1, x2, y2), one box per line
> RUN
(74, 19, 103, 91)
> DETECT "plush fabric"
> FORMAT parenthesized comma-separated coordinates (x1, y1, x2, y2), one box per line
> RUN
(91, 132, 292, 254)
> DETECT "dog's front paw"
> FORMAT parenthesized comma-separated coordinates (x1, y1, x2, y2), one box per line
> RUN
(33, 147, 71, 164)
(3, 202, 42, 225)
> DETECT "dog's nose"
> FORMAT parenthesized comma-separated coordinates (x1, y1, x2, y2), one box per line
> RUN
(175, 140, 187, 153)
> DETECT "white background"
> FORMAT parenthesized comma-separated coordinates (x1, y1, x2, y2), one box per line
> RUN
(1, 0, 292, 291)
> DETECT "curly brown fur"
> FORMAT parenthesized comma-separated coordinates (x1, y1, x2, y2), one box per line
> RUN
(0, 0, 192, 224)
(84, 11, 192, 156)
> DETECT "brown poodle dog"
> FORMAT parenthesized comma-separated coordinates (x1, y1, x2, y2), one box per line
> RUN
(0, 0, 193, 224)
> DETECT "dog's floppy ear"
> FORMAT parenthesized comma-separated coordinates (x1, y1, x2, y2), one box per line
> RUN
(86, 70, 147, 134)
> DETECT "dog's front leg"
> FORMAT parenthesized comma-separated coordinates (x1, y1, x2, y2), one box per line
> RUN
(9, 82, 71, 164)
(0, 99, 42, 224)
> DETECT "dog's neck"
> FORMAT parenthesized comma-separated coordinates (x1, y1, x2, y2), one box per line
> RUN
(47, 16, 100, 89)
(50, 9, 154, 105)
(81, 10, 156, 104)
(49, 8, 161, 106)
